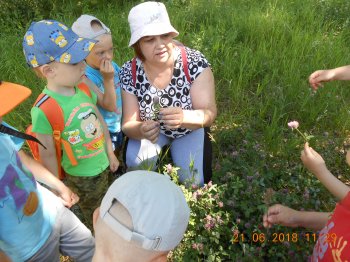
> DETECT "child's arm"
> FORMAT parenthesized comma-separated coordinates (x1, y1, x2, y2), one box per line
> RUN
(263, 204, 330, 231)
(94, 105, 119, 172)
(301, 143, 350, 201)
(82, 60, 117, 112)
(18, 150, 79, 208)
(100, 59, 117, 112)
(36, 133, 60, 178)
(309, 65, 350, 91)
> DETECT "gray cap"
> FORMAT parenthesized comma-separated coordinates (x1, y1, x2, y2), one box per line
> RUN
(100, 170, 190, 251)
(72, 14, 111, 39)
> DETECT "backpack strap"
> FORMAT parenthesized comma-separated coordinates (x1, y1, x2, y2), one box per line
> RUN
(34, 94, 78, 179)
(178, 45, 192, 84)
(131, 57, 137, 88)
(1, 124, 46, 149)
(77, 81, 92, 98)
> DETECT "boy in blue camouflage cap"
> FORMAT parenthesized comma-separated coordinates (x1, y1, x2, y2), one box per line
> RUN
(23, 20, 119, 230)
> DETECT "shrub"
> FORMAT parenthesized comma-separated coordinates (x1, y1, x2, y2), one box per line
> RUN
(163, 164, 234, 261)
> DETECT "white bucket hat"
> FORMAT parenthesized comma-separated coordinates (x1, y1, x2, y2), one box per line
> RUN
(128, 1, 179, 47)
(72, 14, 111, 39)
(99, 170, 190, 251)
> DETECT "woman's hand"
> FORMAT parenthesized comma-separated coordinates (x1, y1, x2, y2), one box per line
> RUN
(140, 120, 160, 143)
(159, 107, 183, 129)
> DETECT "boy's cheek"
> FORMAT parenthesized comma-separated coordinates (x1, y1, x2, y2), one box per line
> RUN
(86, 54, 101, 69)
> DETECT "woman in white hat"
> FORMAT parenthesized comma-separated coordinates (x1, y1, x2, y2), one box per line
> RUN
(119, 1, 217, 186)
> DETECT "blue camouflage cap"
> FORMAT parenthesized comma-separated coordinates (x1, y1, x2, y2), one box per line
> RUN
(23, 20, 96, 68)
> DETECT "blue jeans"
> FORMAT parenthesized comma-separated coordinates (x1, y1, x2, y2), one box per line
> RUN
(125, 128, 212, 186)
(109, 131, 123, 151)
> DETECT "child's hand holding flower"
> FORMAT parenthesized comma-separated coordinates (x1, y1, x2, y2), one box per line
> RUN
(300, 142, 327, 175)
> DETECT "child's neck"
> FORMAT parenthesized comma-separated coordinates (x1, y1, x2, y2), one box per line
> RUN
(46, 81, 76, 96)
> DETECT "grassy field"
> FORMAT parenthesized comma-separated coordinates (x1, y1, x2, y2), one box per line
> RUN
(2, 0, 350, 260)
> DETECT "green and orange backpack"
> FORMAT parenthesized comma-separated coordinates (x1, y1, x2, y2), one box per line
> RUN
(26, 82, 92, 180)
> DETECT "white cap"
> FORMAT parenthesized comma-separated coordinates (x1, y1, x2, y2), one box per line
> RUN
(72, 14, 111, 39)
(128, 1, 179, 47)
(99, 170, 190, 251)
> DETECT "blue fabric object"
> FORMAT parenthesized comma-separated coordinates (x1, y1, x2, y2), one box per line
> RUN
(0, 133, 57, 261)
(0, 122, 24, 151)
(85, 62, 122, 133)
(23, 20, 96, 68)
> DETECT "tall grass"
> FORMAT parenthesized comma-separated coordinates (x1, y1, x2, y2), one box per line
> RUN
(2, 0, 350, 138)
(2, 0, 350, 259)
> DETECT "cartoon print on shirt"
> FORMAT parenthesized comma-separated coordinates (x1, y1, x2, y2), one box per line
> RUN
(313, 221, 335, 260)
(78, 109, 104, 151)
(75, 149, 83, 154)
(0, 154, 38, 222)
(65, 129, 82, 145)
(329, 236, 348, 262)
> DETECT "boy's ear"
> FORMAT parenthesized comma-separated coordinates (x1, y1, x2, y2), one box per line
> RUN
(40, 64, 55, 78)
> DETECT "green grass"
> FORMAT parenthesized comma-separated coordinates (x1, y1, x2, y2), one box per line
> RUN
(2, 0, 350, 260)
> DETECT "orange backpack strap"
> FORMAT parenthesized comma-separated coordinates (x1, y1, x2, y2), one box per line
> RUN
(77, 82, 92, 98)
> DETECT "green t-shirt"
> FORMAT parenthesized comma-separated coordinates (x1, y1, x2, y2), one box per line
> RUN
(31, 87, 109, 177)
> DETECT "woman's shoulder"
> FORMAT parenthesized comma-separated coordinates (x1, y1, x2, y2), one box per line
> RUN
(120, 59, 133, 70)
(175, 45, 210, 73)
(119, 58, 143, 91)
(119, 59, 134, 78)
(183, 45, 202, 54)
(174, 42, 204, 56)
(174, 44, 209, 65)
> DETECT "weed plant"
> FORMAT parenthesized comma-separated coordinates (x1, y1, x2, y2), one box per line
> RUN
(2, 0, 350, 260)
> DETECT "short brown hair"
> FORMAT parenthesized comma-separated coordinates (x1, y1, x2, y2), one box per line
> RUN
(132, 37, 179, 62)
(132, 41, 145, 61)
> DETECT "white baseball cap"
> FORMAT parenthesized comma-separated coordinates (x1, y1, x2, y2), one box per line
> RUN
(72, 14, 111, 39)
(99, 170, 190, 251)
(128, 1, 179, 47)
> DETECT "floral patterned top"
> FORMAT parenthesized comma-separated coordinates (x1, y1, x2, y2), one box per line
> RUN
(119, 46, 210, 139)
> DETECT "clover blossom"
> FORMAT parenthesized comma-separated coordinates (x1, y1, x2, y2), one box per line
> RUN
(165, 163, 173, 174)
(192, 243, 204, 251)
(287, 120, 299, 129)
(152, 96, 161, 120)
(287, 120, 313, 142)
(204, 215, 216, 231)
